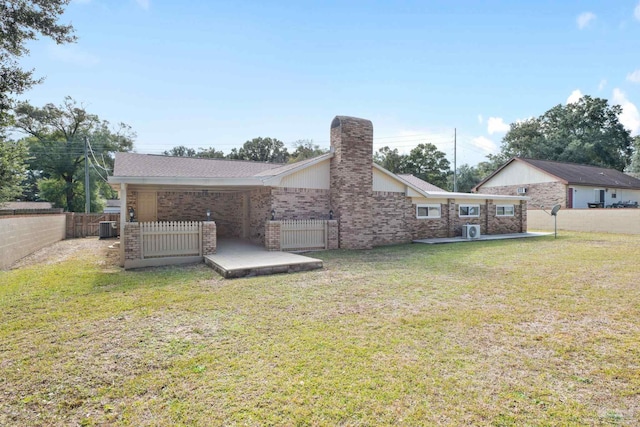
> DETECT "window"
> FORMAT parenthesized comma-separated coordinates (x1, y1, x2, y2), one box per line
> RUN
(496, 205, 515, 216)
(459, 204, 480, 217)
(416, 204, 441, 219)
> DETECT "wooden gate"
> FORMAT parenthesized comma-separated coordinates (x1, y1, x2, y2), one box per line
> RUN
(281, 220, 327, 250)
(140, 221, 202, 258)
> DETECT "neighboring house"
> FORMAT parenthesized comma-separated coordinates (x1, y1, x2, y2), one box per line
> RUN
(0, 202, 53, 210)
(103, 199, 121, 214)
(473, 157, 640, 209)
(109, 116, 527, 268)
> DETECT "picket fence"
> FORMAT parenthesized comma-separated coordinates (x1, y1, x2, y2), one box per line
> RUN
(140, 221, 202, 258)
(280, 219, 327, 250)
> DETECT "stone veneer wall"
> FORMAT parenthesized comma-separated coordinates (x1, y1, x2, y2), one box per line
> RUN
(270, 188, 331, 220)
(330, 116, 374, 249)
(478, 182, 566, 209)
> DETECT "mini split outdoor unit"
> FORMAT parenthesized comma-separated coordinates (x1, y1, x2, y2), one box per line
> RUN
(462, 224, 481, 240)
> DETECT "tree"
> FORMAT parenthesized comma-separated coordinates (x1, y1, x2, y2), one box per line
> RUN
(500, 95, 633, 171)
(0, 138, 28, 203)
(12, 97, 135, 211)
(0, 1, 76, 122)
(288, 139, 328, 163)
(162, 145, 225, 159)
(403, 143, 451, 189)
(163, 145, 196, 157)
(373, 146, 407, 173)
(229, 137, 289, 163)
(628, 136, 640, 174)
(447, 163, 483, 193)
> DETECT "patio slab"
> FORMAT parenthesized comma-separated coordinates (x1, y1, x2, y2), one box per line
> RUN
(204, 239, 323, 279)
(413, 232, 552, 245)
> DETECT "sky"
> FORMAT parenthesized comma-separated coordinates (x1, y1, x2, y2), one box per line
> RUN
(16, 0, 640, 167)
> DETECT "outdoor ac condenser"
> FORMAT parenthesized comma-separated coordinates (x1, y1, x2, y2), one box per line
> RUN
(462, 224, 481, 239)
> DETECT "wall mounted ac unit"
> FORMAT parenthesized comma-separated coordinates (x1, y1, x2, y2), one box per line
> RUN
(462, 224, 481, 240)
(517, 187, 527, 194)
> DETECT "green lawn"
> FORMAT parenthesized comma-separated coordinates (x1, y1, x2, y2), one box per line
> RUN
(1, 233, 639, 426)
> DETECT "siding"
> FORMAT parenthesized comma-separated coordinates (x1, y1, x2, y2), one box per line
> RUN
(372, 168, 405, 192)
(482, 161, 556, 187)
(278, 160, 330, 189)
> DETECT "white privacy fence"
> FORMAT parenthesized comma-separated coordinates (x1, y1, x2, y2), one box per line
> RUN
(280, 219, 327, 250)
(140, 221, 202, 258)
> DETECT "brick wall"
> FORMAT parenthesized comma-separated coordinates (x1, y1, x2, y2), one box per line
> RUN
(249, 188, 272, 245)
(0, 215, 66, 269)
(157, 191, 243, 238)
(202, 221, 217, 255)
(371, 192, 412, 245)
(478, 182, 566, 209)
(330, 116, 374, 249)
(264, 221, 281, 251)
(124, 222, 141, 261)
(485, 200, 526, 234)
(271, 188, 331, 220)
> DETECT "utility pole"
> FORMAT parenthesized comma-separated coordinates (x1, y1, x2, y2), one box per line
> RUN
(84, 136, 90, 213)
(453, 128, 457, 192)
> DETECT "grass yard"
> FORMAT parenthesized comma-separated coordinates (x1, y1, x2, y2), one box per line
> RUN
(1, 233, 639, 426)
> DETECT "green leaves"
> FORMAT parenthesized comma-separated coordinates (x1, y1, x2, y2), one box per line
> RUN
(501, 95, 633, 171)
(374, 143, 451, 189)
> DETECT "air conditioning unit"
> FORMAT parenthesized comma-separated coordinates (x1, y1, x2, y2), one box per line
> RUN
(517, 187, 527, 194)
(462, 224, 481, 240)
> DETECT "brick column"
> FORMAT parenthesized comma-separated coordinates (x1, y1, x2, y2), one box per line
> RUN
(447, 199, 456, 237)
(326, 220, 339, 249)
(124, 222, 141, 262)
(520, 200, 527, 232)
(202, 221, 217, 255)
(265, 221, 281, 251)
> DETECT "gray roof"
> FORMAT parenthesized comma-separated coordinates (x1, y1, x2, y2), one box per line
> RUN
(519, 158, 640, 189)
(398, 174, 447, 192)
(475, 157, 640, 191)
(113, 152, 283, 178)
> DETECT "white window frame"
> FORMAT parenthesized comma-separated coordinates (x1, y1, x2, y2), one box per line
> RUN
(496, 204, 515, 217)
(459, 204, 480, 218)
(416, 204, 441, 219)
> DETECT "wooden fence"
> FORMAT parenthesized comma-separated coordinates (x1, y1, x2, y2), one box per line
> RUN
(281, 219, 327, 250)
(140, 221, 202, 258)
(66, 213, 121, 238)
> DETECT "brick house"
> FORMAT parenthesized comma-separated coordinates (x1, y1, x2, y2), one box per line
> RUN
(473, 157, 640, 209)
(110, 116, 527, 268)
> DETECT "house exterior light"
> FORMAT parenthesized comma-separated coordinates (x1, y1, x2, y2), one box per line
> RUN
(271, 209, 275, 220)
(329, 209, 334, 220)
(206, 209, 211, 221)
(128, 207, 135, 222)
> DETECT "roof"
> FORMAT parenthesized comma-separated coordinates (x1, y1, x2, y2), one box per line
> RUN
(105, 199, 121, 208)
(113, 152, 282, 178)
(397, 174, 447, 192)
(474, 157, 640, 191)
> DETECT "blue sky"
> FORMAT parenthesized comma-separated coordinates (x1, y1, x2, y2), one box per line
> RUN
(18, 0, 640, 166)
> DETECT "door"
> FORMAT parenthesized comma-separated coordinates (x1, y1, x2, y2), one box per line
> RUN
(137, 191, 157, 222)
(595, 189, 605, 207)
(567, 187, 573, 209)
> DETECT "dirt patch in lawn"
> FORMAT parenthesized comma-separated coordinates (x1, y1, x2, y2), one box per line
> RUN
(10, 237, 120, 270)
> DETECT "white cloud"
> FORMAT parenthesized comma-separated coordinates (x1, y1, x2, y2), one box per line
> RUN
(635, 1, 640, 21)
(612, 88, 640, 135)
(48, 44, 99, 66)
(135, 0, 150, 10)
(487, 117, 510, 135)
(472, 136, 497, 153)
(566, 89, 584, 104)
(577, 12, 596, 29)
(627, 69, 640, 83)
(598, 79, 607, 90)
(477, 114, 483, 125)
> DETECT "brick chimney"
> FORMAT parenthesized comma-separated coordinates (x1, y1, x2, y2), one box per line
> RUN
(329, 116, 374, 249)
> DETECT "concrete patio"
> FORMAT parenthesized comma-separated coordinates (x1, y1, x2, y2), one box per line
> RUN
(412, 231, 551, 245)
(205, 239, 323, 279)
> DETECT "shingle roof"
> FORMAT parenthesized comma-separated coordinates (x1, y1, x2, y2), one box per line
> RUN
(520, 158, 640, 189)
(398, 174, 447, 192)
(113, 152, 283, 178)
